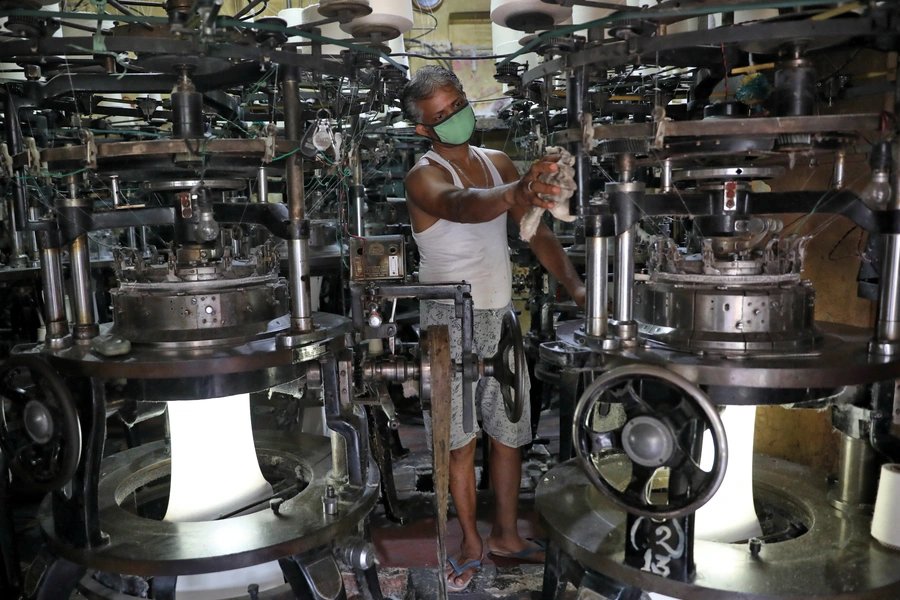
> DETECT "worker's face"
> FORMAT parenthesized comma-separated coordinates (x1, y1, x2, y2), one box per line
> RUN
(414, 85, 475, 146)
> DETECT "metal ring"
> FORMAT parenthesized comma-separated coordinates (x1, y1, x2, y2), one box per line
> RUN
(527, 180, 534, 193)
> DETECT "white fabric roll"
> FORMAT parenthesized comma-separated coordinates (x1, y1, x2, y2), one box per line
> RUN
(695, 405, 762, 543)
(165, 395, 284, 598)
(284, 5, 351, 54)
(872, 463, 900, 550)
(339, 0, 414, 39)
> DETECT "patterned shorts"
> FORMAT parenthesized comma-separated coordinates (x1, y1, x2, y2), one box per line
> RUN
(420, 300, 532, 451)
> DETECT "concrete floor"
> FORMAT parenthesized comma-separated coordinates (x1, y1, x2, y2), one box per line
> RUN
(356, 409, 582, 599)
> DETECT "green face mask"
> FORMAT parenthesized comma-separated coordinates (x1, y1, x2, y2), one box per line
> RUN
(426, 102, 475, 146)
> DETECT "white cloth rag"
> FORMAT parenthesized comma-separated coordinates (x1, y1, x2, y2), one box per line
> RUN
(519, 147, 577, 242)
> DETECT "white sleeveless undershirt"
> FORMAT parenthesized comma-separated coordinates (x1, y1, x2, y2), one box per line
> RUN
(411, 147, 512, 310)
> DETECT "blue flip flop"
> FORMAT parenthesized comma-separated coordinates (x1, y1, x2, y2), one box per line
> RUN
(447, 555, 483, 592)
(487, 537, 546, 561)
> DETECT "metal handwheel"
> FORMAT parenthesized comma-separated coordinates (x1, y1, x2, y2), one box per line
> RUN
(481, 309, 527, 423)
(0, 354, 82, 492)
(573, 364, 727, 519)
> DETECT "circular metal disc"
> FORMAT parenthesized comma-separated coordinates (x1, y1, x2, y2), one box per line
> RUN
(40, 432, 379, 576)
(556, 320, 900, 390)
(673, 166, 785, 182)
(538, 457, 900, 600)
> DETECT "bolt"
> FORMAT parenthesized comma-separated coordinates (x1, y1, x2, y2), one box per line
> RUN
(205, 305, 214, 314)
(248, 583, 260, 600)
(749, 538, 762, 556)
(323, 485, 339, 515)
(269, 497, 284, 515)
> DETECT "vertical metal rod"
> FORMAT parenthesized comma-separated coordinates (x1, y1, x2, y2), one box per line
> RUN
(351, 147, 365, 237)
(39, 242, 69, 344)
(833, 150, 846, 190)
(585, 235, 608, 338)
(127, 227, 137, 249)
(567, 66, 589, 216)
(872, 140, 900, 353)
(4, 94, 27, 232)
(830, 433, 879, 510)
(6, 196, 26, 267)
(257, 166, 268, 203)
(661, 159, 673, 192)
(70, 234, 98, 340)
(282, 66, 313, 332)
(109, 175, 121, 207)
(613, 226, 635, 324)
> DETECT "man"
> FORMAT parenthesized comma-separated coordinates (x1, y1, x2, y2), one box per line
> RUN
(400, 66, 585, 592)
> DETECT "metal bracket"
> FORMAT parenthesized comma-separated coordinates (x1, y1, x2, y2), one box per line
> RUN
(24, 137, 41, 176)
(78, 129, 97, 169)
(263, 122, 278, 163)
(279, 549, 344, 600)
(292, 341, 328, 364)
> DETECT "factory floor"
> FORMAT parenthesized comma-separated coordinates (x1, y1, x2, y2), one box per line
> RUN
(357, 409, 581, 600)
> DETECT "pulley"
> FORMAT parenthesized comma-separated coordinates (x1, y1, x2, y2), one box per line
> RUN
(0, 354, 82, 492)
(573, 364, 727, 519)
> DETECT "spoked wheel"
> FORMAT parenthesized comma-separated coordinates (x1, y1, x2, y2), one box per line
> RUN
(573, 365, 727, 519)
(482, 309, 527, 423)
(0, 354, 82, 492)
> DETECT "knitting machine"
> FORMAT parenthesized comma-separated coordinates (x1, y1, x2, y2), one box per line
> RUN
(494, 1, 900, 598)
(0, 1, 443, 599)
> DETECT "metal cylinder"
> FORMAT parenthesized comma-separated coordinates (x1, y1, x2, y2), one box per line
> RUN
(833, 150, 846, 190)
(282, 67, 313, 333)
(257, 166, 268, 203)
(613, 226, 635, 325)
(585, 235, 608, 338)
(39, 244, 69, 342)
(330, 431, 349, 487)
(70, 234, 98, 339)
(830, 433, 880, 511)
(661, 159, 673, 192)
(171, 91, 204, 138)
(289, 238, 312, 331)
(872, 140, 900, 353)
(775, 59, 816, 117)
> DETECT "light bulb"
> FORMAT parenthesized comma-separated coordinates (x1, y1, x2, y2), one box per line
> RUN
(312, 119, 333, 151)
(196, 209, 220, 243)
(861, 169, 892, 211)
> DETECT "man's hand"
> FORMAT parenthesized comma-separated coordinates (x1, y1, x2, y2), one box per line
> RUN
(572, 284, 586, 308)
(505, 156, 562, 210)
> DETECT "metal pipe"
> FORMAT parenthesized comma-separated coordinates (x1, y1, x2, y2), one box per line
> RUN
(829, 433, 880, 511)
(289, 239, 313, 331)
(872, 140, 900, 354)
(257, 166, 268, 203)
(566, 66, 589, 216)
(70, 234, 98, 340)
(351, 146, 365, 236)
(4, 94, 27, 233)
(6, 196, 26, 267)
(661, 159, 673, 192)
(109, 175, 121, 207)
(833, 150, 846, 190)
(39, 243, 69, 343)
(585, 234, 608, 338)
(282, 66, 313, 332)
(613, 226, 635, 325)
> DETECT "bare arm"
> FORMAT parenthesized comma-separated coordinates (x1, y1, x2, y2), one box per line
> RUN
(405, 157, 562, 225)
(489, 151, 585, 306)
(509, 205, 585, 306)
